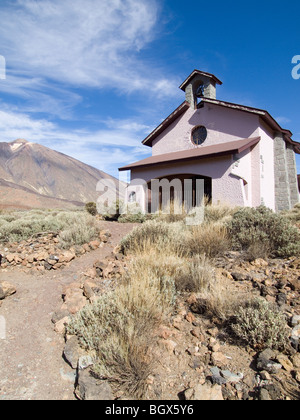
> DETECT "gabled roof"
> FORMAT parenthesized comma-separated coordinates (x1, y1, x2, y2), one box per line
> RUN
(119, 137, 260, 171)
(179, 70, 223, 91)
(141, 96, 300, 154)
(200, 98, 300, 154)
(142, 101, 189, 147)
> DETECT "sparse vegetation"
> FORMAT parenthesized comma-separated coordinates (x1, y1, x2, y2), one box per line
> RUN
(174, 254, 215, 293)
(118, 212, 148, 224)
(100, 200, 124, 221)
(191, 276, 243, 322)
(204, 200, 237, 224)
(63, 201, 300, 399)
(0, 208, 100, 247)
(68, 252, 178, 397)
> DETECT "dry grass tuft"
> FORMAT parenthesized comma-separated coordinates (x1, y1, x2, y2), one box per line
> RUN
(190, 275, 243, 322)
(187, 222, 230, 258)
(68, 251, 178, 398)
(119, 220, 188, 256)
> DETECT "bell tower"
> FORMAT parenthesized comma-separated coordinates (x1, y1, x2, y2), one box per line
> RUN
(179, 70, 222, 110)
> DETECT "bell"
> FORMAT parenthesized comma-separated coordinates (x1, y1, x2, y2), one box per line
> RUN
(196, 84, 204, 98)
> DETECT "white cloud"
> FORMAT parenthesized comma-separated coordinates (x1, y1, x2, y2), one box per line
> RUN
(0, 0, 179, 98)
(0, 108, 151, 176)
(275, 116, 291, 125)
(0, 1, 180, 176)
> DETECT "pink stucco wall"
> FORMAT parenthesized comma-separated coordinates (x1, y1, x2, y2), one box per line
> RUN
(130, 102, 277, 210)
(152, 103, 261, 156)
(131, 155, 246, 209)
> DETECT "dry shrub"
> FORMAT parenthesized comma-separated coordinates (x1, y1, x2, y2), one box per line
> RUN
(153, 199, 188, 224)
(281, 203, 300, 226)
(68, 290, 154, 398)
(204, 202, 237, 224)
(119, 220, 188, 256)
(230, 298, 290, 350)
(68, 252, 177, 399)
(131, 251, 215, 294)
(228, 205, 300, 258)
(121, 254, 177, 318)
(174, 254, 215, 292)
(187, 222, 230, 258)
(0, 208, 100, 246)
(58, 214, 100, 249)
(190, 275, 243, 322)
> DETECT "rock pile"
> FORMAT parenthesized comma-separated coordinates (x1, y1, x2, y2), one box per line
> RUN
(51, 250, 129, 400)
(0, 230, 112, 272)
(52, 251, 128, 334)
(148, 288, 300, 401)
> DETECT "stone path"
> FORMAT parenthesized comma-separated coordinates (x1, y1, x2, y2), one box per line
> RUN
(0, 222, 135, 400)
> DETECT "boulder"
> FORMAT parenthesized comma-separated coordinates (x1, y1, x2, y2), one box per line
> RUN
(210, 352, 229, 368)
(89, 240, 100, 250)
(5, 254, 15, 263)
(185, 383, 224, 401)
(0, 281, 16, 299)
(62, 283, 87, 314)
(75, 369, 113, 400)
(0, 286, 5, 300)
(63, 336, 85, 369)
(288, 278, 300, 291)
(257, 349, 282, 374)
(231, 272, 252, 282)
(54, 316, 70, 334)
(276, 354, 294, 373)
(59, 251, 76, 263)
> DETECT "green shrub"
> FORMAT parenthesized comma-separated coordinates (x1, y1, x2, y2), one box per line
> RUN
(227, 206, 300, 258)
(230, 298, 289, 350)
(118, 212, 147, 223)
(281, 203, 300, 226)
(85, 202, 97, 216)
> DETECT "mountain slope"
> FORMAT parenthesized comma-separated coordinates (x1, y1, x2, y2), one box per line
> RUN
(0, 139, 122, 209)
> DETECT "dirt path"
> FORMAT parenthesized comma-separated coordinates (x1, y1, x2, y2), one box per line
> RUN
(0, 222, 135, 400)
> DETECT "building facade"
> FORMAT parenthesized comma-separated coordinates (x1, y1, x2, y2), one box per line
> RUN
(119, 70, 300, 213)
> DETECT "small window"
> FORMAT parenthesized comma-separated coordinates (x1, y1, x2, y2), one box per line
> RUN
(192, 126, 207, 146)
(128, 191, 136, 203)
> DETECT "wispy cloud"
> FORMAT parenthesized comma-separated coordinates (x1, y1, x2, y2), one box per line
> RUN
(0, 0, 179, 99)
(0, 0, 181, 177)
(275, 116, 291, 125)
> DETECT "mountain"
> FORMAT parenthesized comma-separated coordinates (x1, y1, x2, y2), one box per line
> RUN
(0, 139, 122, 210)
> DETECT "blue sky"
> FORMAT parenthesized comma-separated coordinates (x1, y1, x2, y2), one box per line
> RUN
(0, 0, 299, 179)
